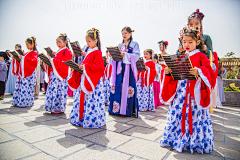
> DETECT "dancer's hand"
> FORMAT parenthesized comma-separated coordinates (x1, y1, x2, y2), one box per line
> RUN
(165, 67, 172, 74)
(79, 65, 83, 70)
(190, 68, 199, 76)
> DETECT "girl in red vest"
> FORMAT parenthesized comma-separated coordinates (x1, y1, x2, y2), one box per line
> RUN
(12, 37, 38, 107)
(68, 28, 106, 128)
(136, 49, 156, 111)
(44, 34, 72, 114)
(160, 27, 216, 154)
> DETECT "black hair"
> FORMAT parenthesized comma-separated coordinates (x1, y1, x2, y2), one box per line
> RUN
(0, 52, 9, 60)
(188, 9, 204, 35)
(182, 28, 204, 52)
(153, 54, 159, 63)
(15, 44, 22, 49)
(26, 36, 38, 52)
(57, 34, 70, 48)
(121, 26, 134, 49)
(5, 50, 10, 57)
(158, 40, 168, 48)
(144, 49, 153, 59)
(86, 28, 101, 51)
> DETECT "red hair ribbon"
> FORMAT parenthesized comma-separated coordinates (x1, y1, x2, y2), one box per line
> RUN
(196, 9, 204, 20)
(164, 41, 168, 46)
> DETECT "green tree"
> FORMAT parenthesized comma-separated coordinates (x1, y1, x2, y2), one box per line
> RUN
(225, 52, 236, 58)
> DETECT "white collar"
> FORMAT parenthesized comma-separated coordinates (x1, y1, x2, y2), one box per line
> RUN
(86, 47, 98, 55)
(56, 47, 67, 55)
(187, 49, 200, 56)
(24, 50, 33, 56)
(145, 59, 152, 62)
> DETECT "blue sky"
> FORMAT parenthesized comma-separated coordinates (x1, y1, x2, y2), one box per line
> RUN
(0, 0, 239, 57)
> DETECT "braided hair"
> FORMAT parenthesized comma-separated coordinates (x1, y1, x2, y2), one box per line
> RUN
(57, 34, 70, 48)
(26, 36, 38, 52)
(86, 28, 101, 51)
(188, 9, 205, 36)
(121, 26, 134, 49)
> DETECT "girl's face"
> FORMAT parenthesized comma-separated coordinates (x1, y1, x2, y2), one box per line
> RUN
(86, 36, 97, 49)
(122, 30, 132, 42)
(15, 46, 20, 51)
(182, 36, 199, 52)
(56, 38, 67, 49)
(144, 51, 151, 60)
(159, 44, 166, 52)
(189, 17, 201, 29)
(25, 42, 34, 50)
(153, 58, 158, 64)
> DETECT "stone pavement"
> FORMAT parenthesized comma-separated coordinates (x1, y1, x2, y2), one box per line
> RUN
(0, 93, 239, 160)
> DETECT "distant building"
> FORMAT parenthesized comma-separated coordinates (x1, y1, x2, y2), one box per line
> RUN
(220, 58, 240, 71)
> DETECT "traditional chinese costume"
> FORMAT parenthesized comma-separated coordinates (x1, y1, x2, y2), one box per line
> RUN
(12, 50, 38, 107)
(68, 47, 106, 128)
(160, 49, 216, 154)
(44, 47, 72, 113)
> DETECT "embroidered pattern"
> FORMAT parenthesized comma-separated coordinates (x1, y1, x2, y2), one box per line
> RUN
(128, 86, 135, 98)
(12, 70, 37, 107)
(111, 85, 115, 94)
(44, 72, 68, 112)
(136, 75, 155, 111)
(70, 78, 106, 129)
(160, 79, 214, 154)
(113, 101, 120, 113)
(118, 66, 122, 75)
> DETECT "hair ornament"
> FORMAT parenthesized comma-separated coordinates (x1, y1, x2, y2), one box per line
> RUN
(179, 26, 201, 40)
(158, 40, 168, 46)
(91, 28, 100, 39)
(60, 33, 67, 36)
(196, 9, 204, 20)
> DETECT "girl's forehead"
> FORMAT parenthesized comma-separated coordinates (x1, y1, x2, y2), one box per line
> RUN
(56, 38, 63, 42)
(86, 36, 93, 41)
(183, 36, 194, 40)
(122, 30, 129, 33)
(190, 17, 200, 23)
(144, 51, 150, 54)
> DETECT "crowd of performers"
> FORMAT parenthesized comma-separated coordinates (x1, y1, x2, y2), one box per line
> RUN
(0, 9, 228, 154)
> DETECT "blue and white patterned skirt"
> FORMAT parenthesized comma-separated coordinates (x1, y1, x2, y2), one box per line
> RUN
(70, 78, 106, 129)
(160, 79, 214, 154)
(103, 78, 111, 106)
(136, 76, 155, 111)
(44, 73, 68, 112)
(12, 70, 37, 107)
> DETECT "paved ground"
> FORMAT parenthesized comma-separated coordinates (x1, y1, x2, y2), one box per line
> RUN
(0, 93, 239, 160)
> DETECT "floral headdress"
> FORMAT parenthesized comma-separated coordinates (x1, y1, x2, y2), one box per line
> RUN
(179, 25, 201, 41)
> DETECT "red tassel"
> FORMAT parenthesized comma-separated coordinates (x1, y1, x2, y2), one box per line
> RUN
(181, 80, 189, 138)
(188, 93, 193, 135)
(79, 90, 85, 120)
(141, 71, 144, 88)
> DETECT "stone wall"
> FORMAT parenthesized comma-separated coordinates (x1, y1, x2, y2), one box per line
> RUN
(222, 79, 240, 106)
(223, 79, 240, 87)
